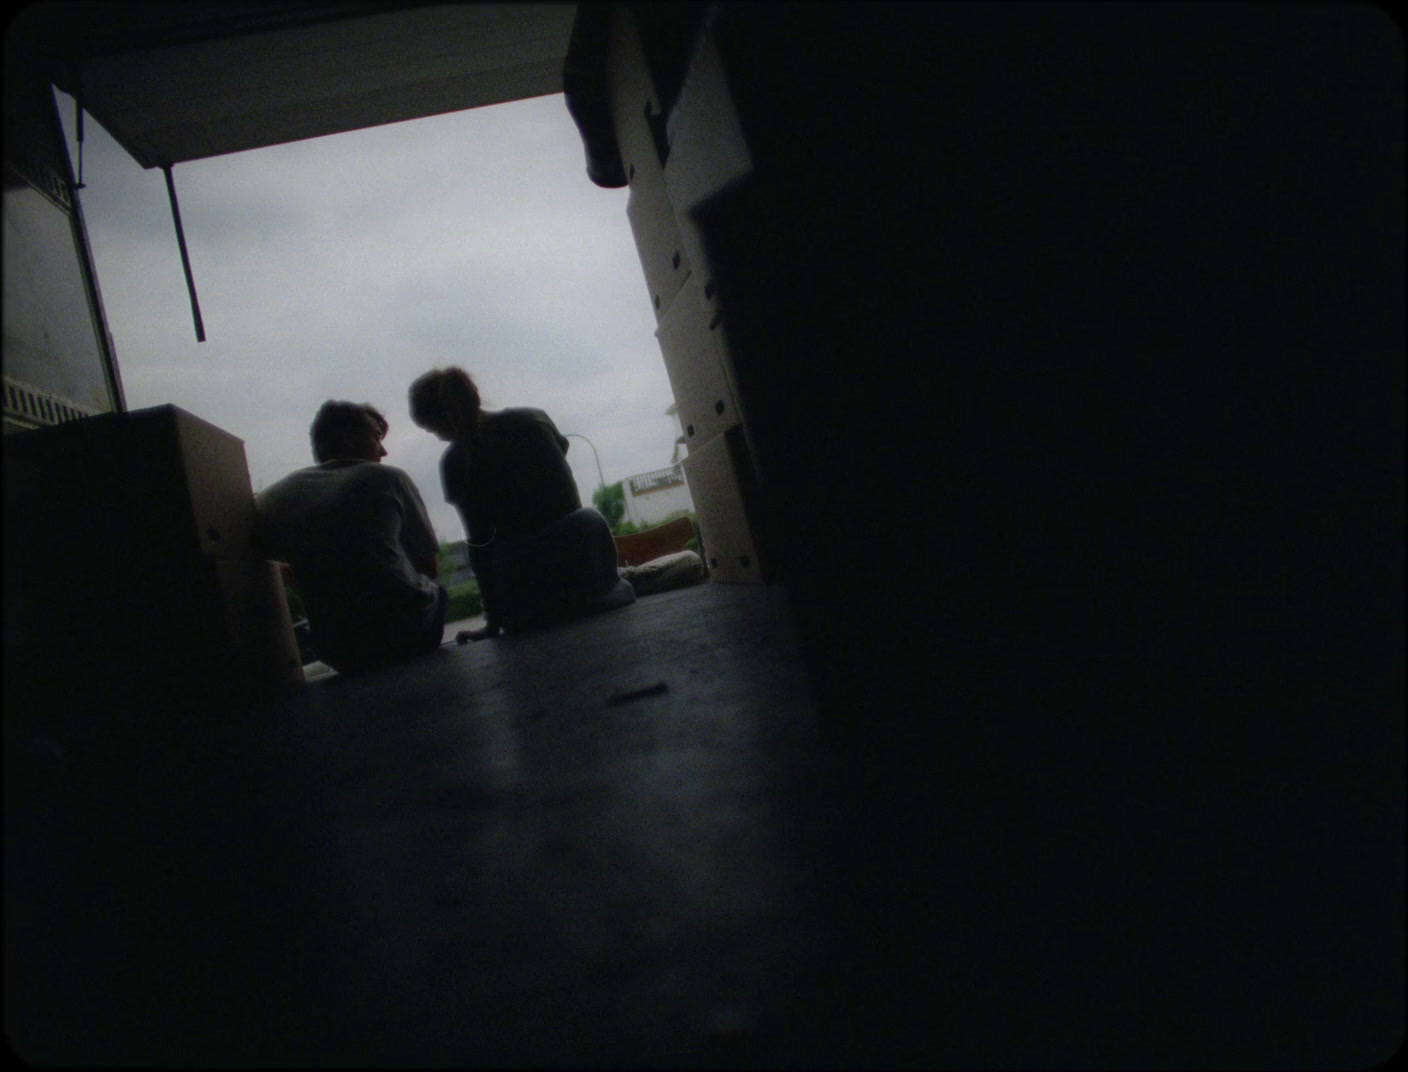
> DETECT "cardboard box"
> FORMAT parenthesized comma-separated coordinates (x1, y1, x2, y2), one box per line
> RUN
(681, 425, 765, 584)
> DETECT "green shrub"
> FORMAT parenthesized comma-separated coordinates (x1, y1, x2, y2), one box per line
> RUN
(437, 540, 467, 578)
(593, 481, 625, 527)
(444, 579, 484, 622)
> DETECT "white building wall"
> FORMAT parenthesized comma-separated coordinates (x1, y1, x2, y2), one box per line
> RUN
(622, 473, 695, 528)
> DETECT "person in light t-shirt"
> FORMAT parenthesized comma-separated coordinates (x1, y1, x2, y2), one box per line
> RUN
(256, 400, 447, 674)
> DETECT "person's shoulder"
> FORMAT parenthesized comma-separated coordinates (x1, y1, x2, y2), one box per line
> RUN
(369, 462, 418, 488)
(477, 408, 536, 442)
(318, 460, 412, 493)
(347, 463, 432, 508)
(492, 407, 551, 425)
(498, 407, 560, 437)
(256, 465, 317, 504)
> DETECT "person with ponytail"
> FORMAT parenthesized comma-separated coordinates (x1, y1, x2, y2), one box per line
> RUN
(409, 367, 634, 638)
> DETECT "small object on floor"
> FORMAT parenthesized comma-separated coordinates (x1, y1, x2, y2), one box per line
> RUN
(606, 680, 669, 705)
(303, 660, 338, 682)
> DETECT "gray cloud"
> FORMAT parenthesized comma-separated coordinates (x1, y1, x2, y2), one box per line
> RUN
(59, 91, 681, 546)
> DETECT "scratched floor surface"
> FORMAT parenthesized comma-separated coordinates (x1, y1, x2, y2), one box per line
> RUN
(7, 574, 1402, 1066)
(5, 582, 871, 1066)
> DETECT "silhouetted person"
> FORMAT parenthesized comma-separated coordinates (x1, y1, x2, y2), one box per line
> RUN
(256, 400, 447, 673)
(408, 367, 632, 638)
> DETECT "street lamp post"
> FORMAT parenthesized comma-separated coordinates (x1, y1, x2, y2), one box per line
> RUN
(564, 433, 605, 489)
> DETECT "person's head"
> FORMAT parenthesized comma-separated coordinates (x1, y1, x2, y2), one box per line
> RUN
(310, 400, 388, 463)
(408, 367, 481, 442)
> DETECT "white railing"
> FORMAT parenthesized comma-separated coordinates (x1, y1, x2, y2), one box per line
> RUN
(3, 375, 101, 429)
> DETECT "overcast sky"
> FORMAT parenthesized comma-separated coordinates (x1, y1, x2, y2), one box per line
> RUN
(55, 89, 679, 547)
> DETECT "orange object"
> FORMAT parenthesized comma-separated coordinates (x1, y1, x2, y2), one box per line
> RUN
(613, 515, 696, 567)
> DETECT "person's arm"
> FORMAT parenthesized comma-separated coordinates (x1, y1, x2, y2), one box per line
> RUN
(457, 543, 502, 641)
(252, 501, 301, 597)
(529, 411, 582, 514)
(404, 547, 437, 579)
(410, 535, 438, 580)
(397, 472, 441, 580)
(542, 411, 570, 456)
(441, 442, 502, 640)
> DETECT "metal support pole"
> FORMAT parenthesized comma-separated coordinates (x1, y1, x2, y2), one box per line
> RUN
(564, 433, 606, 488)
(163, 165, 205, 342)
